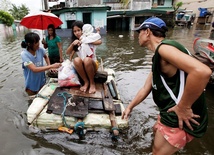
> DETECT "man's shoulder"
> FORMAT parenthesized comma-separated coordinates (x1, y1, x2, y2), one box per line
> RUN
(161, 39, 179, 45)
(161, 39, 190, 55)
(161, 39, 185, 49)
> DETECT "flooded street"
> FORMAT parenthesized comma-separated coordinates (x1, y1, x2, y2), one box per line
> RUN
(0, 23, 213, 155)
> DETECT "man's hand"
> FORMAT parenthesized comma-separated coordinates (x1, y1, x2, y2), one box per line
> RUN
(167, 105, 200, 131)
(122, 107, 132, 120)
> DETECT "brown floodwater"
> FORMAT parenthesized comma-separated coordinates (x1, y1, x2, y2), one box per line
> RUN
(0, 23, 213, 155)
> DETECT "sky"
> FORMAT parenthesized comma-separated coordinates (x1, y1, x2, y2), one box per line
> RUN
(10, 0, 64, 13)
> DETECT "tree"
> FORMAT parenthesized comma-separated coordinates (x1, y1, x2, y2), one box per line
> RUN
(173, 2, 183, 13)
(0, 10, 14, 26)
(172, 2, 183, 26)
(18, 4, 29, 19)
(8, 4, 19, 20)
(9, 4, 29, 20)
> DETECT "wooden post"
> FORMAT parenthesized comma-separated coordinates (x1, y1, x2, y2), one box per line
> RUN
(43, 0, 49, 10)
(100, 59, 119, 139)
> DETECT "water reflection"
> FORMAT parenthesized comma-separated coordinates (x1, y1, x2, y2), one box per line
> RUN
(0, 23, 213, 155)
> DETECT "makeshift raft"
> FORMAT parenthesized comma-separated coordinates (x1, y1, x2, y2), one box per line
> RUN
(27, 68, 128, 131)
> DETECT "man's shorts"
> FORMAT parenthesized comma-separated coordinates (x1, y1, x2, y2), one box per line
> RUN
(154, 116, 194, 149)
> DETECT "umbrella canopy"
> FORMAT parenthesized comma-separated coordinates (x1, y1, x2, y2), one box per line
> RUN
(20, 11, 63, 30)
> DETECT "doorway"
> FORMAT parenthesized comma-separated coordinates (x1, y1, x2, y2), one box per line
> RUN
(83, 12, 92, 24)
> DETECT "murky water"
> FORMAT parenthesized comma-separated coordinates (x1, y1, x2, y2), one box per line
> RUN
(0, 23, 213, 155)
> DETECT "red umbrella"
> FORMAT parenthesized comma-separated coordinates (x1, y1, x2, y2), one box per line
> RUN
(20, 11, 63, 30)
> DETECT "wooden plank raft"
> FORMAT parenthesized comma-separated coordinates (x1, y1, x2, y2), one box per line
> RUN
(69, 83, 103, 99)
(46, 82, 116, 117)
(69, 82, 115, 111)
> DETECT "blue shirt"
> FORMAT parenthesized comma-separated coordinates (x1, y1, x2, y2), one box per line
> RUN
(21, 47, 46, 92)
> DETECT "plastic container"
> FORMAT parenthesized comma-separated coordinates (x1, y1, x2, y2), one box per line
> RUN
(198, 8, 208, 17)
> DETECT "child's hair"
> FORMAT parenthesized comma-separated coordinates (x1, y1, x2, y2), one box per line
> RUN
(21, 32, 40, 50)
(71, 20, 84, 51)
(47, 24, 56, 39)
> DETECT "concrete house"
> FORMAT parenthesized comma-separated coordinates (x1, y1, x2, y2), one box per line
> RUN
(105, 0, 174, 30)
(49, 0, 110, 36)
(48, 0, 175, 35)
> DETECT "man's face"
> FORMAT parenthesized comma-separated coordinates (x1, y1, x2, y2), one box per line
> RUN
(138, 29, 148, 47)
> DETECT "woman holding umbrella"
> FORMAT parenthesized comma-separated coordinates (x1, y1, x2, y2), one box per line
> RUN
(21, 32, 61, 96)
(20, 11, 63, 64)
(42, 24, 63, 64)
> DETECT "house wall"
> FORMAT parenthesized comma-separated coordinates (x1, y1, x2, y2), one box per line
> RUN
(55, 8, 108, 37)
(76, 12, 83, 21)
(78, 0, 101, 6)
(164, 0, 172, 7)
(59, 13, 66, 28)
(132, 1, 151, 10)
(58, 12, 81, 29)
(92, 11, 107, 29)
(103, 0, 152, 10)
(102, 2, 122, 10)
(58, 10, 107, 29)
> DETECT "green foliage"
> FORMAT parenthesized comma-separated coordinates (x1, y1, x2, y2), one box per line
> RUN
(173, 2, 183, 12)
(120, 0, 130, 9)
(9, 4, 29, 20)
(0, 10, 14, 26)
(171, 1, 183, 27)
(176, 2, 183, 8)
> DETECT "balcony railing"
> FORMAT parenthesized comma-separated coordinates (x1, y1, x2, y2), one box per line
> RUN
(103, 0, 121, 3)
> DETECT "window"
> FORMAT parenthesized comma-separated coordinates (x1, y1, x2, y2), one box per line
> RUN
(83, 12, 91, 24)
(157, 0, 165, 5)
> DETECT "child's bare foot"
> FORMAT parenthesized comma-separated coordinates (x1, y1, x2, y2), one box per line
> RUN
(80, 83, 89, 92)
(89, 84, 96, 94)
